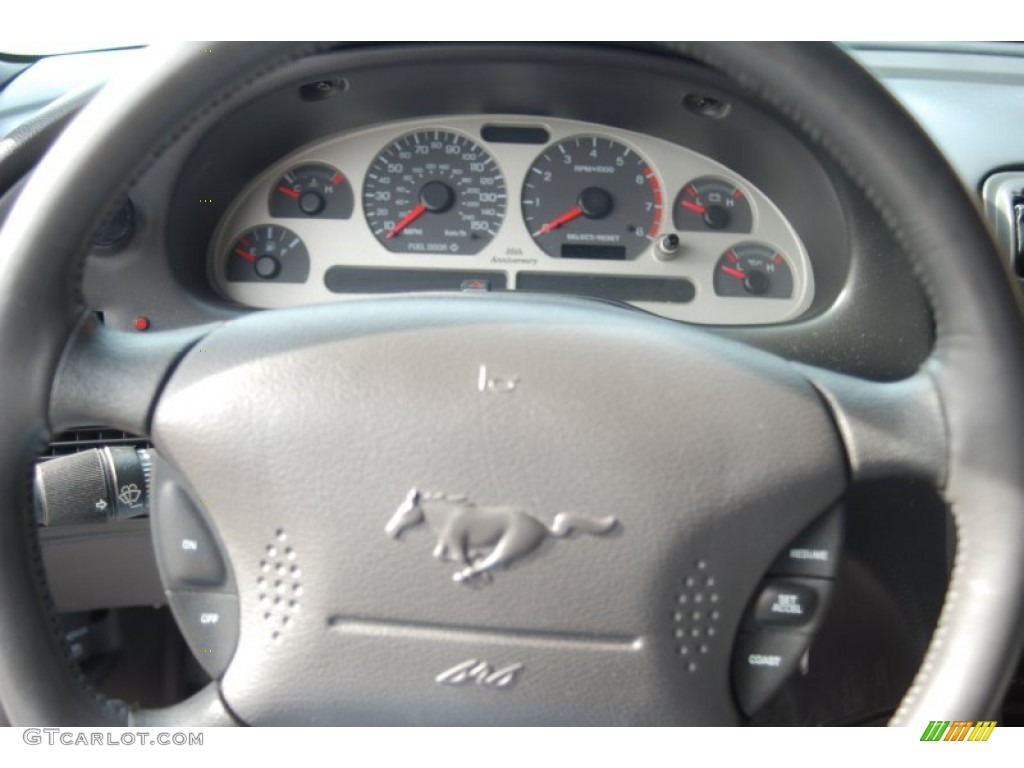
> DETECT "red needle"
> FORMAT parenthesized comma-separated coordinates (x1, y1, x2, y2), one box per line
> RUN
(534, 206, 583, 236)
(234, 248, 257, 263)
(681, 200, 706, 214)
(386, 204, 427, 240)
(277, 186, 300, 199)
(720, 265, 746, 280)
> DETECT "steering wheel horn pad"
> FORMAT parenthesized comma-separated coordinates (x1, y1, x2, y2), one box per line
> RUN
(152, 296, 844, 724)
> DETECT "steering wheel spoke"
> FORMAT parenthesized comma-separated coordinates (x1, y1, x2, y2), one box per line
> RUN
(798, 364, 947, 487)
(128, 684, 238, 727)
(48, 313, 213, 435)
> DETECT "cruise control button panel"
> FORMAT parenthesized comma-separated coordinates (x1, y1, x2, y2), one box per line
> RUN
(151, 453, 240, 679)
(732, 507, 843, 717)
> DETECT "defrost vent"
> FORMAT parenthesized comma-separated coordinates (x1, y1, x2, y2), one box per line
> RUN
(42, 427, 151, 460)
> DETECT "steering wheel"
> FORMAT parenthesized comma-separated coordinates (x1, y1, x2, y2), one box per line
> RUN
(1, 42, 1023, 726)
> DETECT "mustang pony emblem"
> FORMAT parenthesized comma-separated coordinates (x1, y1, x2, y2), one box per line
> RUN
(385, 488, 618, 584)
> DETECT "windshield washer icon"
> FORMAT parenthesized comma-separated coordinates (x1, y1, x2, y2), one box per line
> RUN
(117, 483, 142, 506)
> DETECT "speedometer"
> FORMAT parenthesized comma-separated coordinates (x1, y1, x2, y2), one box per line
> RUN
(363, 130, 506, 255)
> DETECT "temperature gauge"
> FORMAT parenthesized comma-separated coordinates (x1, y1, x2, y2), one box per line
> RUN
(714, 243, 793, 299)
(227, 225, 310, 283)
(270, 163, 353, 219)
(674, 177, 752, 233)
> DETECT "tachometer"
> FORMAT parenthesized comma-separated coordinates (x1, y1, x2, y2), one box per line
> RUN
(363, 130, 506, 254)
(522, 135, 663, 260)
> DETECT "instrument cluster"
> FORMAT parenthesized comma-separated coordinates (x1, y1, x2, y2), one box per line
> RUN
(211, 115, 813, 325)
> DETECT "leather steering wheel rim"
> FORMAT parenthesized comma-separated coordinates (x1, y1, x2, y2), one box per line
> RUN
(0, 42, 1022, 726)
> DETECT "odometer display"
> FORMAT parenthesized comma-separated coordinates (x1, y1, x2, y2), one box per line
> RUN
(522, 135, 663, 260)
(363, 130, 506, 255)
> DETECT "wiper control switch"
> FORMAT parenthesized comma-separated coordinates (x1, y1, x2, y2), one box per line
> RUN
(33, 446, 151, 525)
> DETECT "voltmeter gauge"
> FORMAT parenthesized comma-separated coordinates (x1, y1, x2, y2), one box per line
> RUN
(674, 177, 753, 233)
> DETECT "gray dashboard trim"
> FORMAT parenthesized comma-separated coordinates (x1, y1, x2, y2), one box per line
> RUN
(0, 48, 141, 139)
(855, 48, 1024, 189)
(40, 520, 165, 612)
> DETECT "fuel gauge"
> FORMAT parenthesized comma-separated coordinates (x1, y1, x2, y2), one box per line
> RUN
(674, 176, 752, 233)
(227, 225, 310, 283)
(270, 162, 354, 219)
(714, 243, 793, 299)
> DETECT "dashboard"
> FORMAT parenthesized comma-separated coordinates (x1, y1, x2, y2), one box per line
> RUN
(127, 42, 900, 378)
(212, 114, 812, 324)
(9, 44, 1022, 379)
